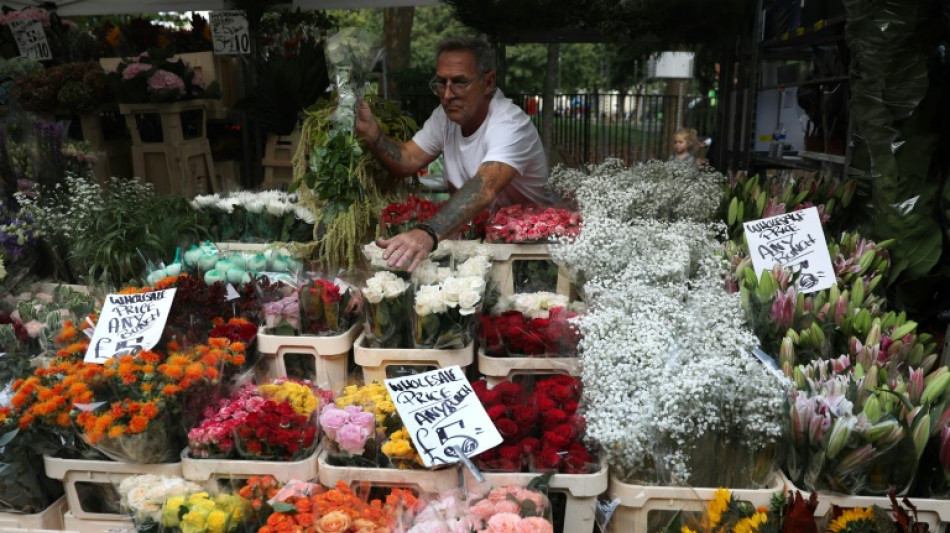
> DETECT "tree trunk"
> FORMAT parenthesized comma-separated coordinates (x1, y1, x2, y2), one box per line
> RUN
(383, 7, 414, 95)
(542, 43, 558, 163)
(661, 78, 688, 157)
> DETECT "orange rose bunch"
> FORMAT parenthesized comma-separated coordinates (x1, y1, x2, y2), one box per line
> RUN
(258, 480, 421, 533)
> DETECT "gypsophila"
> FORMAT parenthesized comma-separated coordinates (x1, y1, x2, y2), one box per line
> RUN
(549, 158, 725, 223)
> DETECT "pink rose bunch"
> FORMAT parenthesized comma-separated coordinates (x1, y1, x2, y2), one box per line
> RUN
(263, 295, 300, 331)
(319, 403, 376, 455)
(187, 382, 263, 458)
(467, 486, 552, 533)
(486, 205, 582, 243)
(408, 491, 475, 533)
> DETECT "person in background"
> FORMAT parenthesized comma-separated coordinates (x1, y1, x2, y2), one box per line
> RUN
(355, 36, 550, 272)
(671, 127, 699, 163)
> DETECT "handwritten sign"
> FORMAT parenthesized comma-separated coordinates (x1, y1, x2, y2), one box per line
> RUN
(210, 11, 250, 55)
(743, 206, 833, 293)
(385, 366, 502, 468)
(9, 19, 51, 61)
(84, 289, 177, 364)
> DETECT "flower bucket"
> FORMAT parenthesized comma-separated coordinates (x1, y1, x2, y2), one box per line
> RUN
(477, 349, 581, 388)
(485, 243, 578, 298)
(256, 323, 361, 394)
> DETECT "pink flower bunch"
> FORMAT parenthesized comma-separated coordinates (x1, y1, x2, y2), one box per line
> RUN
(121, 62, 153, 80)
(263, 295, 300, 331)
(486, 204, 582, 243)
(147, 69, 186, 95)
(408, 491, 474, 533)
(319, 403, 376, 455)
(467, 486, 552, 533)
(187, 382, 264, 458)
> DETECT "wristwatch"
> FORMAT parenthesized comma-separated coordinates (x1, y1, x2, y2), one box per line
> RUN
(415, 223, 439, 252)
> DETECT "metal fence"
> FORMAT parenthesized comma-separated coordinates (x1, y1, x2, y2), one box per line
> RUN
(394, 92, 718, 167)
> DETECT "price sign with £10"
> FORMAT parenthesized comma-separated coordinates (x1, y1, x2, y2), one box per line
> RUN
(9, 19, 51, 61)
(210, 11, 250, 55)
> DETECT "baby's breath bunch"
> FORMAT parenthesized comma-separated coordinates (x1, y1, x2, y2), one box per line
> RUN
(550, 158, 724, 222)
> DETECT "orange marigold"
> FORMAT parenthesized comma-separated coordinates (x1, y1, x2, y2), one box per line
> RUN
(208, 337, 228, 348)
(161, 384, 181, 396)
(108, 425, 126, 439)
(128, 415, 149, 433)
(141, 402, 159, 418)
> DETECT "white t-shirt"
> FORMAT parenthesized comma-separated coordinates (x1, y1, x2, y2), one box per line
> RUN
(412, 89, 551, 208)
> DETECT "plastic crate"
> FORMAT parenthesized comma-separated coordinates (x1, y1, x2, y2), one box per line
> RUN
(485, 243, 577, 298)
(129, 139, 216, 197)
(483, 459, 609, 533)
(256, 323, 361, 393)
(607, 473, 786, 533)
(62, 512, 132, 533)
(317, 448, 458, 493)
(180, 446, 320, 484)
(43, 456, 182, 521)
(0, 497, 67, 532)
(261, 131, 301, 190)
(477, 349, 581, 388)
(352, 332, 474, 384)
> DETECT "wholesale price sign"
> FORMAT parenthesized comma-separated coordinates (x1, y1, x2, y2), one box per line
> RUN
(210, 10, 250, 55)
(385, 366, 502, 468)
(743, 206, 834, 293)
(9, 19, 51, 61)
(84, 289, 176, 364)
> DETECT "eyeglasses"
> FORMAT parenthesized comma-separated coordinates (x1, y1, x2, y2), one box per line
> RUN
(429, 74, 483, 96)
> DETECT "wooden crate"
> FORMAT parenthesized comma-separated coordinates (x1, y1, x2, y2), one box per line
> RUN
(261, 130, 301, 190)
(130, 139, 217, 197)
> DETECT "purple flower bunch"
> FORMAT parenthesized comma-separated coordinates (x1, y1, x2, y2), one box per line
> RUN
(318, 403, 376, 456)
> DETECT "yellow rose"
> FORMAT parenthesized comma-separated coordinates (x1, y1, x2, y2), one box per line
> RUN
(383, 438, 412, 457)
(315, 510, 352, 533)
(162, 497, 186, 527)
(375, 400, 395, 415)
(336, 396, 355, 407)
(205, 509, 229, 533)
(181, 510, 208, 533)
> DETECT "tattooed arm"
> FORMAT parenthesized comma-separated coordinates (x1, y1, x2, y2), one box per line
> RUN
(378, 161, 519, 272)
(355, 99, 436, 178)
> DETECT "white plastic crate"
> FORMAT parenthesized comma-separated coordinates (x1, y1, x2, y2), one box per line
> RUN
(477, 349, 581, 388)
(352, 332, 474, 384)
(317, 448, 458, 493)
(486, 243, 577, 298)
(607, 473, 786, 533)
(62, 512, 133, 533)
(483, 459, 609, 533)
(43, 456, 182, 521)
(180, 446, 320, 484)
(0, 497, 67, 532)
(256, 323, 361, 393)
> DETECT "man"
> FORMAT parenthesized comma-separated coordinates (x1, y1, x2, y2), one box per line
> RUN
(355, 36, 549, 272)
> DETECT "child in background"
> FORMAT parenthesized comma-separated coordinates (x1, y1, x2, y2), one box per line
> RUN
(671, 127, 699, 163)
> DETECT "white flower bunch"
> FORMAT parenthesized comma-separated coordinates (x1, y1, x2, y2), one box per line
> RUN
(361, 271, 409, 304)
(193, 190, 309, 221)
(118, 474, 202, 524)
(411, 260, 453, 286)
(415, 275, 486, 316)
(442, 240, 493, 263)
(549, 158, 724, 223)
(491, 291, 570, 318)
(414, 283, 448, 316)
(455, 254, 492, 279)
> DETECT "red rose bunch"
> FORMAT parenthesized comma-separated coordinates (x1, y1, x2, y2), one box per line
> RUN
(479, 306, 581, 357)
(235, 399, 317, 460)
(380, 195, 488, 239)
(486, 204, 582, 243)
(209, 317, 258, 343)
(297, 278, 353, 336)
(473, 376, 596, 473)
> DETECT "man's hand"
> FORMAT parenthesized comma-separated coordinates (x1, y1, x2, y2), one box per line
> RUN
(377, 229, 435, 273)
(355, 98, 380, 142)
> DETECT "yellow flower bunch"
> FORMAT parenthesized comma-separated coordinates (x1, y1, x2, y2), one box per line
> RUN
(826, 507, 875, 533)
(733, 510, 768, 533)
(702, 488, 731, 530)
(258, 380, 318, 418)
(163, 492, 247, 533)
(335, 381, 396, 424)
(381, 427, 424, 468)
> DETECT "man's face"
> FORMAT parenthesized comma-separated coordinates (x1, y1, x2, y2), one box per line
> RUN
(434, 50, 495, 134)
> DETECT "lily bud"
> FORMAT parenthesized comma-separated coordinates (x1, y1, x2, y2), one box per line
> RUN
(912, 414, 931, 460)
(908, 368, 925, 405)
(939, 427, 950, 469)
(863, 395, 881, 422)
(865, 319, 881, 349)
(780, 337, 796, 368)
(922, 371, 950, 406)
(825, 417, 855, 459)
(834, 444, 876, 475)
(794, 366, 807, 390)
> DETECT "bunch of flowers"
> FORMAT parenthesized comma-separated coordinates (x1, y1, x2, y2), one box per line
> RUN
(412, 275, 486, 349)
(262, 295, 300, 335)
(162, 490, 248, 533)
(0, 57, 42, 105)
(10, 314, 248, 462)
(118, 474, 202, 532)
(480, 292, 584, 357)
(319, 403, 376, 457)
(106, 47, 220, 103)
(298, 278, 357, 336)
(234, 399, 317, 461)
(485, 204, 582, 243)
(191, 190, 315, 243)
(361, 271, 411, 348)
(257, 480, 421, 533)
(379, 195, 488, 240)
(381, 427, 425, 469)
(187, 382, 260, 459)
(473, 377, 595, 474)
(237, 475, 282, 528)
(11, 61, 113, 114)
(549, 158, 725, 223)
(406, 489, 474, 533)
(466, 485, 553, 533)
(0, 407, 64, 513)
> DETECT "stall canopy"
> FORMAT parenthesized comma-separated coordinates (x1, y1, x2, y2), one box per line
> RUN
(1, 0, 439, 16)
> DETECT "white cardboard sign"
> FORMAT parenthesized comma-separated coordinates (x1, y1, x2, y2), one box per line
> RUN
(210, 10, 250, 55)
(9, 19, 51, 61)
(743, 206, 833, 293)
(84, 289, 177, 364)
(385, 365, 502, 468)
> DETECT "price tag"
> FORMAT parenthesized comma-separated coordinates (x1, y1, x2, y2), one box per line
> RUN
(210, 10, 250, 55)
(743, 206, 834, 294)
(84, 289, 177, 364)
(9, 19, 51, 61)
(224, 284, 241, 301)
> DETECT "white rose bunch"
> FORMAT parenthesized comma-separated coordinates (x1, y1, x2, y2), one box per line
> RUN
(119, 475, 202, 524)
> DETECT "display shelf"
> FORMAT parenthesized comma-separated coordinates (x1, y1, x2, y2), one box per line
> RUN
(256, 323, 361, 393)
(607, 472, 786, 533)
(799, 150, 846, 164)
(180, 446, 320, 483)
